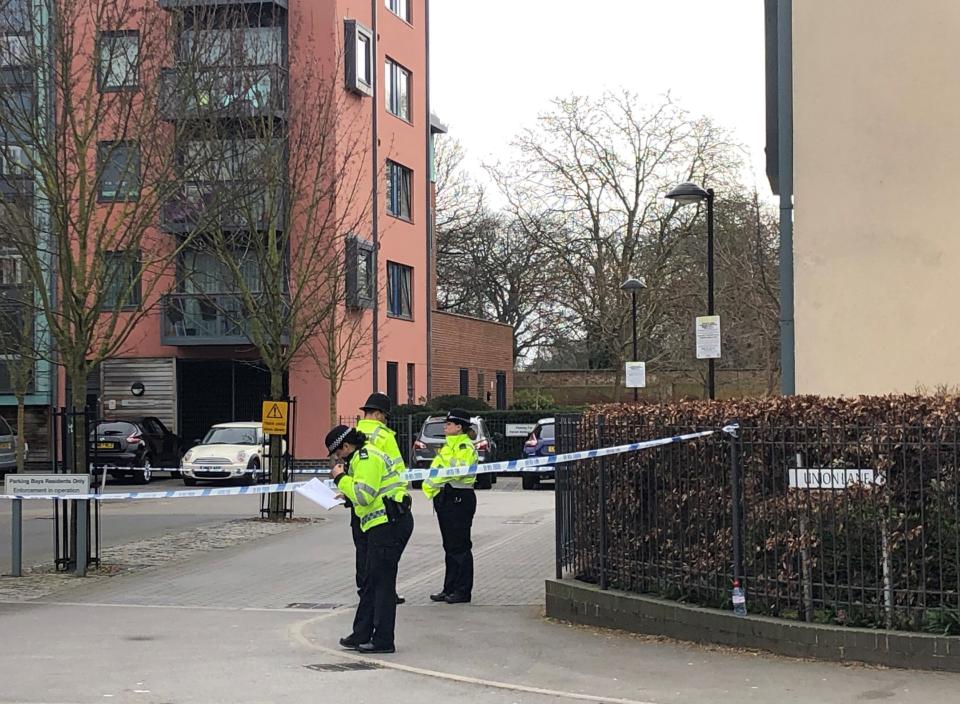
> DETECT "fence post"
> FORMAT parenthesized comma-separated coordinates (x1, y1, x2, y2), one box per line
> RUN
(11, 499, 22, 577)
(598, 414, 608, 590)
(728, 421, 745, 588)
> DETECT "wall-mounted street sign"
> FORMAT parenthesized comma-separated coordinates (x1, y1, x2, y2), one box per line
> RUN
(695, 315, 722, 359)
(4, 474, 91, 496)
(506, 423, 537, 437)
(262, 401, 289, 435)
(788, 468, 885, 490)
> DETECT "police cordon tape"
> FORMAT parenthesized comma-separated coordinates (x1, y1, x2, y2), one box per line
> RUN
(0, 429, 723, 501)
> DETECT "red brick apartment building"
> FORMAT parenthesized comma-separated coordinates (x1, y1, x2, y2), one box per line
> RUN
(0, 0, 512, 462)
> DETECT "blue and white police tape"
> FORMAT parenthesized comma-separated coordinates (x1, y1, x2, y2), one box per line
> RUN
(0, 429, 719, 501)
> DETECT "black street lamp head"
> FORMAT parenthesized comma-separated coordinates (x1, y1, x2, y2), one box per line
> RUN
(666, 181, 710, 205)
(620, 276, 646, 293)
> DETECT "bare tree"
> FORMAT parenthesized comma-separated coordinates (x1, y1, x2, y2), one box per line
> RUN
(173, 13, 375, 514)
(0, 0, 224, 474)
(491, 92, 746, 394)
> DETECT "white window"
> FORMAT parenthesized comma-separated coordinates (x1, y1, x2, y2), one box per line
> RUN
(385, 0, 411, 23)
(0, 35, 30, 67)
(344, 20, 373, 97)
(385, 59, 410, 121)
(0, 253, 24, 285)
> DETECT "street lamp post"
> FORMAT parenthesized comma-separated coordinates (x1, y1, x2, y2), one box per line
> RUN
(666, 182, 716, 400)
(620, 276, 646, 402)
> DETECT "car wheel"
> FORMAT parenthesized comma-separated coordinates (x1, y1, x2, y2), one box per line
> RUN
(171, 470, 182, 479)
(475, 473, 492, 490)
(183, 476, 197, 487)
(522, 473, 539, 490)
(135, 456, 153, 485)
(244, 459, 260, 486)
(411, 479, 423, 489)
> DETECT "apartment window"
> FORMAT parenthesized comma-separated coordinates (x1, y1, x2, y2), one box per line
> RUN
(386, 160, 412, 220)
(385, 59, 411, 121)
(344, 20, 373, 97)
(385, 0, 411, 23)
(102, 250, 141, 309)
(0, 252, 23, 285)
(496, 371, 507, 410)
(98, 141, 140, 201)
(459, 368, 469, 396)
(406, 363, 415, 404)
(97, 31, 139, 91)
(386, 361, 398, 405)
(345, 235, 375, 309)
(0, 145, 27, 175)
(386, 261, 412, 319)
(0, 35, 30, 67)
(179, 27, 282, 67)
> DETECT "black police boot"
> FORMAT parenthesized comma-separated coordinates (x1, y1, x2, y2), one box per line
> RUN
(444, 593, 471, 604)
(396, 593, 406, 605)
(429, 592, 448, 602)
(358, 641, 396, 654)
(339, 635, 362, 650)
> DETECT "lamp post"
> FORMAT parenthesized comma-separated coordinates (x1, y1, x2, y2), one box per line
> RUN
(620, 276, 646, 402)
(666, 181, 716, 400)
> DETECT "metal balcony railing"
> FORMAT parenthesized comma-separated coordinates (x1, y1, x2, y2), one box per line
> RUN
(159, 64, 287, 121)
(160, 292, 253, 346)
(159, 0, 288, 9)
(160, 181, 283, 234)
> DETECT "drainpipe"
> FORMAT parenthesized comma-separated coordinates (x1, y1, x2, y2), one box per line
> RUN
(370, 0, 380, 390)
(424, 0, 432, 400)
(778, 0, 795, 395)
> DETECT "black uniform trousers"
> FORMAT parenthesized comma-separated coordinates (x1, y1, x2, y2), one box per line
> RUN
(351, 506, 414, 648)
(350, 511, 366, 595)
(435, 487, 477, 598)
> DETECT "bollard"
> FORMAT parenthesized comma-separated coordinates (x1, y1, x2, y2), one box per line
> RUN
(11, 499, 22, 577)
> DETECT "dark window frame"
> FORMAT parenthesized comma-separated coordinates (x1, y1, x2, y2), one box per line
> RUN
(344, 19, 374, 97)
(96, 30, 140, 92)
(386, 160, 412, 221)
(102, 249, 142, 310)
(385, 57, 411, 122)
(406, 362, 415, 404)
(345, 234, 375, 309)
(385, 0, 412, 23)
(386, 261, 413, 320)
(386, 361, 399, 405)
(459, 368, 469, 396)
(97, 140, 141, 202)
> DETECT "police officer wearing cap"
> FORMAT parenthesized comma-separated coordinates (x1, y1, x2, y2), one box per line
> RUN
(423, 409, 479, 604)
(328, 424, 413, 654)
(354, 392, 407, 605)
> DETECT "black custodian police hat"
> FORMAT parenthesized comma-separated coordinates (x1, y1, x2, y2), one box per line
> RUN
(445, 409, 473, 429)
(325, 424, 353, 455)
(360, 392, 392, 415)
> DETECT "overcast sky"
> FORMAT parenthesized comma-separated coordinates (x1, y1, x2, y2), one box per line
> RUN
(430, 0, 769, 198)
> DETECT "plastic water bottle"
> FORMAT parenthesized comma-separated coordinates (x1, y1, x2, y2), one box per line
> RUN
(732, 580, 747, 616)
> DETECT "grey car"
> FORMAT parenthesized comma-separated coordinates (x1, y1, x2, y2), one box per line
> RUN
(0, 415, 25, 477)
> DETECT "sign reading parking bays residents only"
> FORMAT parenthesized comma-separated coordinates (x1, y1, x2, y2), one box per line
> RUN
(261, 400, 289, 435)
(5, 474, 91, 496)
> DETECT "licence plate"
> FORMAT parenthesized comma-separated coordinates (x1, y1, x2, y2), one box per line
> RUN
(0, 441, 10, 450)
(97, 442, 118, 450)
(547, 445, 556, 454)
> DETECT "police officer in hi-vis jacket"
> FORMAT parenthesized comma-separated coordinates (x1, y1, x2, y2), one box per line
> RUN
(423, 409, 479, 604)
(328, 425, 413, 653)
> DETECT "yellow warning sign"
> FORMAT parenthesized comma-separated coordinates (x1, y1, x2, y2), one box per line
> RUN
(261, 401, 288, 435)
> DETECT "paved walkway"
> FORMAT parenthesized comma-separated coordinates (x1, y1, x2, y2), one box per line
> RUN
(1, 481, 957, 703)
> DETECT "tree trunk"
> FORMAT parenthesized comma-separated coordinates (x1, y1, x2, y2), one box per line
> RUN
(267, 368, 285, 519)
(329, 389, 338, 430)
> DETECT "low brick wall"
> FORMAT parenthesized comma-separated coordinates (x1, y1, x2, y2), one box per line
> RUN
(545, 579, 960, 672)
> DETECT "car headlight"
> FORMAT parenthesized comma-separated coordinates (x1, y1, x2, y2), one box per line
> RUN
(237, 450, 248, 462)
(183, 450, 194, 463)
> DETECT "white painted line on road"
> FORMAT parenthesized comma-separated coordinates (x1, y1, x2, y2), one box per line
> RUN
(290, 614, 660, 704)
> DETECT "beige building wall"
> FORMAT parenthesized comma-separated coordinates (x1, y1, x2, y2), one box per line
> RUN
(792, 0, 960, 395)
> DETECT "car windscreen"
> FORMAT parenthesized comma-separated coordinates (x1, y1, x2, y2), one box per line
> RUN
(536, 423, 555, 441)
(0, 415, 10, 436)
(203, 427, 259, 445)
(93, 422, 138, 437)
(421, 421, 446, 439)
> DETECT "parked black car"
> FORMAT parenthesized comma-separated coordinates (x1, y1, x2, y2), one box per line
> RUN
(88, 417, 182, 484)
(411, 415, 498, 490)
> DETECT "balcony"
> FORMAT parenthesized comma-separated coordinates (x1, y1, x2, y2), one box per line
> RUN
(159, 0, 287, 8)
(160, 181, 284, 234)
(161, 292, 253, 346)
(159, 64, 287, 121)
